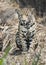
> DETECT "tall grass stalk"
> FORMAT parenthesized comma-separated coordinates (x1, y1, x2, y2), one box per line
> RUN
(32, 50, 41, 65)
(0, 45, 11, 65)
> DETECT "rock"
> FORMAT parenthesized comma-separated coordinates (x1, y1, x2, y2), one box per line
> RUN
(0, 8, 19, 26)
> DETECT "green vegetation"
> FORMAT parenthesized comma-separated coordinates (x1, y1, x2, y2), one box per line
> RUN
(32, 48, 42, 65)
(32, 53, 40, 65)
(24, 58, 28, 65)
(0, 45, 11, 65)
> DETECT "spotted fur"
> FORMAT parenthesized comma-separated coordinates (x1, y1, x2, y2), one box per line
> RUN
(15, 10, 36, 52)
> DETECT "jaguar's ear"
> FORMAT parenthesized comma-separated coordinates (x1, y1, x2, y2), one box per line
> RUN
(15, 9, 22, 17)
(28, 8, 36, 18)
(31, 8, 36, 15)
(15, 9, 22, 21)
(28, 12, 36, 23)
